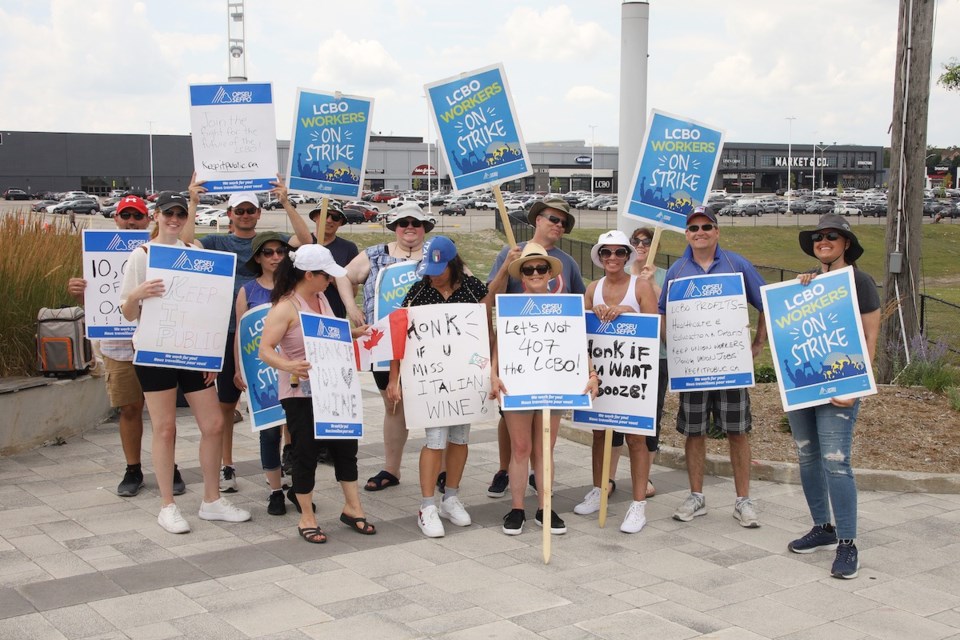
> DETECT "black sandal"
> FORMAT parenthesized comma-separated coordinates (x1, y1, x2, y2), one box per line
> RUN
(298, 526, 326, 544)
(340, 513, 377, 535)
(287, 488, 316, 513)
(364, 470, 399, 492)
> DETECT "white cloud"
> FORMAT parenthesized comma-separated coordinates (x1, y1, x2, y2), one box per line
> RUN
(499, 5, 613, 62)
(310, 31, 409, 91)
(564, 85, 615, 104)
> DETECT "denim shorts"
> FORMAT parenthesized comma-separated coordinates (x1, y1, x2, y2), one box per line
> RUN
(424, 424, 470, 450)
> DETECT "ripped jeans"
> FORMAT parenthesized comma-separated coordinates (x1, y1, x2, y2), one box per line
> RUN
(787, 400, 860, 539)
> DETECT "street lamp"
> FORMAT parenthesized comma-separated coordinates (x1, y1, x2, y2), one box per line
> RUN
(815, 140, 836, 190)
(148, 121, 155, 195)
(785, 116, 797, 221)
(588, 124, 597, 199)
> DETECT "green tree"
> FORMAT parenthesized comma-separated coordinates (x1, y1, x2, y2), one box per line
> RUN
(550, 177, 562, 192)
(938, 58, 960, 91)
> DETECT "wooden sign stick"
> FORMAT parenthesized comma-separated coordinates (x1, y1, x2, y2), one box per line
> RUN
(597, 428, 614, 528)
(542, 408, 552, 564)
(492, 185, 517, 248)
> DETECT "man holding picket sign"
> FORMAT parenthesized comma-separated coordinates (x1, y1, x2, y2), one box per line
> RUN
(659, 205, 767, 528)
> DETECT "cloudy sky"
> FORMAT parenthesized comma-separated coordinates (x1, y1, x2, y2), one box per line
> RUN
(1, 0, 958, 148)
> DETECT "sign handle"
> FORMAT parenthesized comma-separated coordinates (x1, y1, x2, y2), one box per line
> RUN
(646, 227, 663, 268)
(492, 185, 517, 248)
(315, 197, 329, 231)
(597, 428, 614, 528)
(542, 408, 552, 565)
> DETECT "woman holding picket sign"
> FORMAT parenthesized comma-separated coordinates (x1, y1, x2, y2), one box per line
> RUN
(787, 214, 880, 579)
(489, 243, 600, 537)
(259, 245, 376, 544)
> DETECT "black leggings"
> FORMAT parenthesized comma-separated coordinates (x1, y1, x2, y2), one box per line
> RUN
(281, 398, 359, 493)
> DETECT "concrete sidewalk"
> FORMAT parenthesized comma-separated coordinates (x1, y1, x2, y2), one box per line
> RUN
(1, 372, 959, 640)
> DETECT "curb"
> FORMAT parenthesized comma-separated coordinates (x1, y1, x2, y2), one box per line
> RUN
(559, 424, 960, 495)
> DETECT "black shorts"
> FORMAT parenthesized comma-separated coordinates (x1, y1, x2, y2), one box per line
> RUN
(134, 365, 211, 395)
(216, 331, 242, 404)
(373, 370, 390, 391)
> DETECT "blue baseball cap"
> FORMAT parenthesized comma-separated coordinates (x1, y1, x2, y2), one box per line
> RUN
(417, 235, 458, 277)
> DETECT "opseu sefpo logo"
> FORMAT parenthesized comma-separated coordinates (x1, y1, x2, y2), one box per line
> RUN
(171, 252, 215, 273)
(212, 86, 253, 104)
(106, 234, 146, 252)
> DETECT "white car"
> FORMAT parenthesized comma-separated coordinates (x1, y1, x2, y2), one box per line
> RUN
(502, 200, 524, 212)
(833, 204, 862, 217)
(387, 195, 421, 208)
(287, 194, 308, 205)
(599, 200, 619, 211)
(196, 208, 230, 227)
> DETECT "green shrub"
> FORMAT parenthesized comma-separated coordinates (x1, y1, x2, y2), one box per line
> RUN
(894, 337, 959, 394)
(755, 365, 778, 383)
(948, 387, 960, 412)
(0, 212, 81, 377)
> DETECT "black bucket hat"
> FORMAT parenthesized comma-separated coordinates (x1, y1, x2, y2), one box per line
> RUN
(798, 213, 864, 263)
(244, 231, 290, 274)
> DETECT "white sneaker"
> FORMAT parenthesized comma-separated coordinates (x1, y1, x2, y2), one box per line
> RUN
(620, 500, 647, 534)
(418, 504, 445, 538)
(157, 503, 190, 534)
(198, 497, 251, 522)
(673, 492, 707, 522)
(439, 496, 472, 527)
(573, 487, 602, 515)
(734, 497, 760, 528)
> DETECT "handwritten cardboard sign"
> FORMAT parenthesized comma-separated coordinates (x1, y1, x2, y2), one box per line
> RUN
(135, 245, 236, 371)
(301, 312, 363, 439)
(665, 273, 755, 392)
(572, 312, 661, 435)
(761, 267, 876, 410)
(400, 303, 495, 429)
(495, 294, 591, 410)
(237, 304, 284, 431)
(287, 89, 374, 199)
(624, 109, 725, 232)
(82, 230, 150, 339)
(189, 82, 278, 193)
(425, 63, 531, 192)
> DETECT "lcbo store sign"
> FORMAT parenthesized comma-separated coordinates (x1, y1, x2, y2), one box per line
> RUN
(593, 177, 612, 190)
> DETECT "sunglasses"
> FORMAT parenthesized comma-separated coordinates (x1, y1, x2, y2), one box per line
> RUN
(599, 248, 630, 259)
(520, 263, 551, 276)
(259, 247, 287, 257)
(539, 214, 566, 227)
(395, 218, 423, 228)
(811, 231, 842, 242)
(630, 237, 652, 247)
(327, 213, 345, 222)
(160, 209, 188, 219)
(118, 211, 146, 220)
(687, 223, 715, 233)
(233, 207, 258, 216)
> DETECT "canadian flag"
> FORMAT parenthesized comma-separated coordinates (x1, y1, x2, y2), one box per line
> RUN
(353, 308, 409, 370)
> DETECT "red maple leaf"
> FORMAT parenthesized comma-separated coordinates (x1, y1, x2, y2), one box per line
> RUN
(362, 328, 384, 350)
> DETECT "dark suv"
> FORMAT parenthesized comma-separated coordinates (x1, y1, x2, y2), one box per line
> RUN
(3, 188, 30, 200)
(53, 198, 101, 215)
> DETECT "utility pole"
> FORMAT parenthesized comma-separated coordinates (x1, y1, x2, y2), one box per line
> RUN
(877, 0, 934, 383)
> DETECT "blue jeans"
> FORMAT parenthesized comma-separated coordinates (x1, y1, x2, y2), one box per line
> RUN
(787, 401, 860, 539)
(259, 425, 282, 471)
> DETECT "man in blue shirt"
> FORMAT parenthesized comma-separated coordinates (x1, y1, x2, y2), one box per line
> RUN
(658, 205, 767, 528)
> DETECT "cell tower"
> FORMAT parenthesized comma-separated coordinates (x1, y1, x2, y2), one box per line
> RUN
(227, 1, 247, 81)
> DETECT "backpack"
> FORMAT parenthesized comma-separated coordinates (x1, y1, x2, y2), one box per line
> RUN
(36, 306, 93, 377)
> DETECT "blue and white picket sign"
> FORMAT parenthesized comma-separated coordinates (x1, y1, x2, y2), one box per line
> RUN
(425, 63, 531, 192)
(371, 261, 421, 371)
(665, 273, 755, 392)
(761, 267, 876, 411)
(287, 89, 374, 199)
(134, 245, 236, 371)
(237, 304, 284, 431)
(82, 230, 150, 339)
(189, 82, 278, 193)
(572, 312, 661, 435)
(300, 312, 363, 439)
(624, 110, 725, 232)
(495, 294, 591, 411)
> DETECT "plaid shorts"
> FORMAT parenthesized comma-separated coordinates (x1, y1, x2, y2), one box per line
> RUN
(676, 388, 752, 436)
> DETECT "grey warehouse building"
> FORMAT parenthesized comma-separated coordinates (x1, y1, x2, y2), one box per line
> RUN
(0, 130, 884, 197)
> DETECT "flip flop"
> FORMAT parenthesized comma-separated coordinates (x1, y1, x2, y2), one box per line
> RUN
(298, 526, 326, 544)
(645, 480, 656, 498)
(340, 513, 377, 535)
(286, 488, 316, 513)
(364, 470, 399, 492)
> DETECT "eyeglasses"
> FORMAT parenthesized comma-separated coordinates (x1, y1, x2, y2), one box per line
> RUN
(259, 247, 287, 257)
(599, 248, 629, 259)
(539, 214, 566, 227)
(233, 207, 258, 216)
(630, 237, 652, 247)
(395, 218, 423, 228)
(118, 211, 146, 220)
(160, 209, 188, 219)
(811, 231, 842, 242)
(327, 213, 345, 222)
(687, 223, 715, 233)
(520, 263, 551, 276)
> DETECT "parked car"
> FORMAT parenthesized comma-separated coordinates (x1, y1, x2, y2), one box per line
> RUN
(32, 199, 58, 212)
(196, 208, 230, 227)
(371, 191, 398, 203)
(51, 198, 100, 215)
(3, 188, 30, 200)
(340, 207, 367, 224)
(387, 195, 422, 208)
(100, 203, 118, 218)
(439, 204, 467, 216)
(598, 200, 619, 211)
(833, 203, 862, 217)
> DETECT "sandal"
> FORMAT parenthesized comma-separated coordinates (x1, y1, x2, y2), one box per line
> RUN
(364, 470, 399, 492)
(340, 513, 377, 535)
(608, 479, 617, 496)
(287, 488, 316, 513)
(298, 526, 326, 544)
(645, 480, 656, 498)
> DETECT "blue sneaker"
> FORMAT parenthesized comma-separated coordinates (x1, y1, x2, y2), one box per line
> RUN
(831, 541, 859, 579)
(788, 524, 839, 554)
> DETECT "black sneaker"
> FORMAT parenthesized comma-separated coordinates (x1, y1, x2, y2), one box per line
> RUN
(535, 508, 567, 535)
(528, 472, 537, 492)
(219, 465, 238, 493)
(267, 490, 286, 516)
(502, 508, 525, 535)
(281, 444, 293, 475)
(831, 541, 860, 579)
(172, 465, 186, 496)
(487, 470, 508, 498)
(436, 471, 447, 495)
(116, 467, 144, 497)
(788, 524, 839, 554)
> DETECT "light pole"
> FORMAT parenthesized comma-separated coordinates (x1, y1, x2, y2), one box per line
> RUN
(785, 116, 797, 220)
(148, 121, 155, 195)
(815, 140, 836, 190)
(588, 124, 597, 199)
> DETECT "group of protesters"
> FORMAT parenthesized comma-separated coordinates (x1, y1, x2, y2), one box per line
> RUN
(68, 182, 879, 580)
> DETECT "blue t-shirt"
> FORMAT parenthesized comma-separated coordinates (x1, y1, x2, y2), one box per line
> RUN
(487, 241, 586, 294)
(657, 245, 766, 314)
